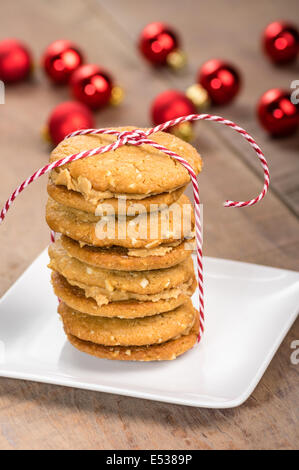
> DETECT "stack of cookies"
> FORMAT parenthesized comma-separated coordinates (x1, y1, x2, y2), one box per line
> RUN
(46, 128, 202, 361)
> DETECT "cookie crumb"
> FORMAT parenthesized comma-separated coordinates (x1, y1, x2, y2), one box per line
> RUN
(140, 278, 149, 288)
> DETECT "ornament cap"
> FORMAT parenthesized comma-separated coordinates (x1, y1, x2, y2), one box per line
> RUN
(109, 86, 124, 106)
(171, 122, 193, 142)
(166, 49, 187, 69)
(186, 84, 211, 110)
(41, 124, 51, 143)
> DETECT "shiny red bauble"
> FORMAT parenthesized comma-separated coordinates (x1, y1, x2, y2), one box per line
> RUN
(47, 101, 95, 145)
(139, 22, 179, 65)
(263, 21, 299, 65)
(257, 88, 299, 137)
(70, 64, 113, 109)
(151, 89, 196, 125)
(43, 39, 84, 84)
(0, 39, 32, 83)
(198, 59, 241, 105)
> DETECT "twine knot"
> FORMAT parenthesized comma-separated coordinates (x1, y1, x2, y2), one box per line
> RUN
(116, 129, 147, 145)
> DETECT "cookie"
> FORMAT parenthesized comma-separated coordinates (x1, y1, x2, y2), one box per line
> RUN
(61, 235, 195, 271)
(58, 300, 196, 346)
(65, 315, 199, 361)
(48, 239, 194, 295)
(47, 182, 186, 215)
(46, 194, 194, 249)
(51, 271, 197, 318)
(50, 127, 202, 200)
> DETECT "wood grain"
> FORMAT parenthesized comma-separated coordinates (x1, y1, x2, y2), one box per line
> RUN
(101, 0, 299, 216)
(0, 0, 298, 450)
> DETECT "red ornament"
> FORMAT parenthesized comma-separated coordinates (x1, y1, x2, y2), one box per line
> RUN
(70, 64, 113, 109)
(151, 90, 196, 141)
(139, 22, 181, 66)
(198, 59, 241, 105)
(46, 101, 95, 145)
(0, 39, 32, 83)
(263, 21, 299, 65)
(43, 39, 84, 84)
(151, 90, 196, 124)
(257, 88, 299, 137)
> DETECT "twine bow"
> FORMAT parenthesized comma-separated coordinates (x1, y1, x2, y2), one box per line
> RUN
(0, 114, 270, 343)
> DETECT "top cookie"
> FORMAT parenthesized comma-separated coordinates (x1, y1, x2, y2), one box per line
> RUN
(49, 127, 202, 197)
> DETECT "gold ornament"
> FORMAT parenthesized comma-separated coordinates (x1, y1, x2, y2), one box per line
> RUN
(171, 122, 193, 142)
(166, 50, 187, 70)
(186, 84, 210, 110)
(109, 86, 124, 106)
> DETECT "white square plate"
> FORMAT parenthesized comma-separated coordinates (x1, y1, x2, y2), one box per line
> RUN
(0, 250, 298, 408)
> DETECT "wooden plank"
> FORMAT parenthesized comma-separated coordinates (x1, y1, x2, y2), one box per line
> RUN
(100, 0, 299, 216)
(0, 0, 298, 450)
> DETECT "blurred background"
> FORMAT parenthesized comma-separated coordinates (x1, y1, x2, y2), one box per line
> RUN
(1, 0, 299, 296)
(0, 0, 299, 451)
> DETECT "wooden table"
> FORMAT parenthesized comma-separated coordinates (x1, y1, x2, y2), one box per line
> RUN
(0, 0, 298, 450)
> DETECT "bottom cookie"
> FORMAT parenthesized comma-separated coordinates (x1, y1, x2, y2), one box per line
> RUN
(65, 314, 199, 362)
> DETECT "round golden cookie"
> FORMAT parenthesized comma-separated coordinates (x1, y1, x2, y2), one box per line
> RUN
(47, 182, 186, 215)
(65, 315, 199, 361)
(58, 300, 196, 346)
(51, 271, 197, 318)
(48, 239, 194, 295)
(46, 194, 194, 249)
(61, 235, 195, 271)
(50, 127, 202, 198)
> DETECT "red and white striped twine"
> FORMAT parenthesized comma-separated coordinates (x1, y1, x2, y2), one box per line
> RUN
(0, 114, 270, 343)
